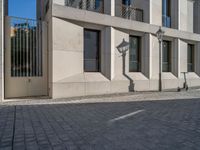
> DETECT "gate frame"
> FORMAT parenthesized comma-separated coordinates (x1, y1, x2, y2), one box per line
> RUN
(3, 15, 49, 100)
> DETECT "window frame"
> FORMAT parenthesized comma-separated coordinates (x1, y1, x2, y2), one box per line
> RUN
(162, 0, 171, 28)
(83, 29, 101, 72)
(162, 40, 171, 72)
(187, 44, 195, 72)
(129, 35, 141, 72)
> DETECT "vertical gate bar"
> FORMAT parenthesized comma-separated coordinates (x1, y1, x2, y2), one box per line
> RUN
(11, 21, 13, 77)
(22, 21, 24, 77)
(14, 18, 16, 76)
(23, 20, 28, 76)
(36, 22, 40, 76)
(13, 20, 15, 77)
(20, 19, 22, 77)
(24, 20, 26, 76)
(16, 20, 21, 77)
(22, 20, 24, 77)
(13, 19, 16, 77)
(30, 22, 33, 76)
(26, 20, 29, 77)
(19, 19, 21, 77)
(32, 23, 34, 76)
(34, 21, 36, 76)
(40, 22, 44, 76)
(14, 17, 20, 77)
(39, 22, 41, 76)
(36, 22, 38, 76)
(28, 21, 31, 77)
(36, 22, 39, 76)
(33, 23, 35, 76)
(38, 22, 40, 76)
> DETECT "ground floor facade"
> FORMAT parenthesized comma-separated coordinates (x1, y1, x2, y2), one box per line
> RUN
(1, 2, 200, 100)
(47, 15, 200, 98)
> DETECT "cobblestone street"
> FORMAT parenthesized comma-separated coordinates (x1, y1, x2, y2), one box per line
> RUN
(1, 91, 200, 150)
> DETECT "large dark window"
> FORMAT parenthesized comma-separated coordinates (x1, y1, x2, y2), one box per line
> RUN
(162, 40, 171, 72)
(84, 29, 100, 72)
(188, 44, 195, 72)
(129, 36, 141, 72)
(162, 0, 171, 27)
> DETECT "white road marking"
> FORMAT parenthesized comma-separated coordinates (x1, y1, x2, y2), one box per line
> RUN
(109, 110, 145, 123)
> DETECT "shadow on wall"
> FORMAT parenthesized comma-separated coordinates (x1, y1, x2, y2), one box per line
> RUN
(117, 39, 135, 92)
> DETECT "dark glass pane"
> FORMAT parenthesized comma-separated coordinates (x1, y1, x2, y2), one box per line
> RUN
(129, 36, 141, 72)
(188, 44, 194, 72)
(162, 41, 171, 72)
(84, 29, 100, 72)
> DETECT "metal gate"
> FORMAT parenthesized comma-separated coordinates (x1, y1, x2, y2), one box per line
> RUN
(4, 16, 48, 98)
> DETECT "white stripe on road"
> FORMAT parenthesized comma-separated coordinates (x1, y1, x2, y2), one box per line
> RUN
(109, 110, 145, 123)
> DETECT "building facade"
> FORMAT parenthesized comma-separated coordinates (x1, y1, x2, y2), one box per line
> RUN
(0, 0, 200, 100)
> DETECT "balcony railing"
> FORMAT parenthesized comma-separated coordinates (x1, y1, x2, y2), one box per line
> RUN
(162, 15, 171, 28)
(65, 0, 104, 13)
(121, 4, 143, 22)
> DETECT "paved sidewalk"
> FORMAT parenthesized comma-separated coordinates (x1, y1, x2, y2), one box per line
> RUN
(0, 91, 200, 150)
(3, 90, 200, 106)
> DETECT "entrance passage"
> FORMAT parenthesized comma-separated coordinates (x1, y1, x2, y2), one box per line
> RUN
(5, 16, 48, 98)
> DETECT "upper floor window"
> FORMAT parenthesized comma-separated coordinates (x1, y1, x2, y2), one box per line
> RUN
(162, 0, 171, 28)
(84, 29, 101, 72)
(129, 36, 141, 72)
(188, 44, 195, 72)
(122, 0, 131, 6)
(162, 40, 171, 72)
(66, 0, 104, 13)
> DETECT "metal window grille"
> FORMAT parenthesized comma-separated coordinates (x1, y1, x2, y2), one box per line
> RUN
(121, 4, 143, 22)
(65, 0, 104, 13)
(10, 16, 43, 77)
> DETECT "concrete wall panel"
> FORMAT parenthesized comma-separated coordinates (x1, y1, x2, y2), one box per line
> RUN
(52, 17, 84, 82)
(187, 0, 194, 32)
(151, 0, 162, 26)
(179, 39, 188, 73)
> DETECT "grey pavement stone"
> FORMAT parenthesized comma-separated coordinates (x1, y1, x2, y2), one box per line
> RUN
(1, 91, 200, 149)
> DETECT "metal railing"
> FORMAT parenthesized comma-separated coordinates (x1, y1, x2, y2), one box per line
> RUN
(9, 16, 43, 77)
(162, 15, 171, 28)
(65, 0, 104, 13)
(121, 4, 143, 22)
